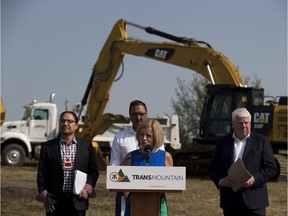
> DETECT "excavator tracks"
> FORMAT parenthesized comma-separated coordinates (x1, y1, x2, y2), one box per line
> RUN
(274, 154, 287, 181)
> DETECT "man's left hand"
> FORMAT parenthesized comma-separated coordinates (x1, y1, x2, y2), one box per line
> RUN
(242, 176, 256, 188)
(79, 189, 88, 199)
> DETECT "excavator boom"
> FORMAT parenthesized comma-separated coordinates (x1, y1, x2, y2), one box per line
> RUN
(76, 19, 246, 141)
(76, 20, 127, 141)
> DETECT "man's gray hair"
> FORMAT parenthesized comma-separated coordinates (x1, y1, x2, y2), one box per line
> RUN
(232, 108, 251, 122)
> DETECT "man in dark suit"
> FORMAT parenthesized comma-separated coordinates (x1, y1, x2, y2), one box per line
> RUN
(209, 108, 277, 216)
(37, 111, 99, 216)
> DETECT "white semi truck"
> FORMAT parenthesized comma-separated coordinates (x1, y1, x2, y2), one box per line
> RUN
(0, 94, 181, 167)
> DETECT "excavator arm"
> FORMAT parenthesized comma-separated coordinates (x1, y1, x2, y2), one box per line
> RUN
(114, 20, 246, 86)
(75, 19, 246, 170)
(76, 20, 127, 142)
(77, 19, 246, 139)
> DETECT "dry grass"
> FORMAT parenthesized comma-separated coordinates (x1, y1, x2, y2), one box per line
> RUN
(1, 164, 287, 216)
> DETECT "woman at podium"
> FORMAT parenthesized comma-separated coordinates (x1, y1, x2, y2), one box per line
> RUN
(122, 119, 173, 216)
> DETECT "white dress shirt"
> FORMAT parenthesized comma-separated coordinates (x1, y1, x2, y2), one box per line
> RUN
(110, 127, 138, 166)
(232, 133, 250, 162)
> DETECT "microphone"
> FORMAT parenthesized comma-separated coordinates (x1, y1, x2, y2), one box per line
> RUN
(144, 144, 153, 164)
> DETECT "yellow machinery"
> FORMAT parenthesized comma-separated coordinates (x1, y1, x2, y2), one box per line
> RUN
(77, 19, 286, 174)
(0, 97, 5, 125)
(2, 19, 285, 174)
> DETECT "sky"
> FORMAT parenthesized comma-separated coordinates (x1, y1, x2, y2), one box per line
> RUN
(1, 0, 287, 121)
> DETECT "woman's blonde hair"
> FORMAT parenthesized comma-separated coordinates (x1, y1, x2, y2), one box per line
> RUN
(136, 119, 164, 150)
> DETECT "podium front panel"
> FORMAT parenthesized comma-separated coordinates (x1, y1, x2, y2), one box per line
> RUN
(106, 166, 186, 191)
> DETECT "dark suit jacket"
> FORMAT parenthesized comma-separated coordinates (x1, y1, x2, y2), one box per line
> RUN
(208, 132, 277, 209)
(37, 137, 99, 211)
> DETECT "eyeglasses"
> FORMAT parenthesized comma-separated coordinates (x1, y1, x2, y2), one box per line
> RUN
(130, 112, 147, 117)
(60, 119, 76, 124)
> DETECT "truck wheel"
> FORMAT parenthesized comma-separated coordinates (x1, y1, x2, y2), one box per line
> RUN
(2, 144, 26, 166)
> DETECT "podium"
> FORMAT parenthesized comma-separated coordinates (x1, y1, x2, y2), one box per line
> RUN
(107, 166, 186, 216)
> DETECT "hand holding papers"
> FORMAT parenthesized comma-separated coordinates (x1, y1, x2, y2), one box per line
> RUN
(74, 170, 87, 195)
(228, 159, 252, 192)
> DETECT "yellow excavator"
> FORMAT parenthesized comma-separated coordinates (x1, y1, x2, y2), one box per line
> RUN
(75, 18, 245, 170)
(76, 18, 246, 143)
(77, 19, 286, 176)
(0, 97, 5, 125)
(3, 19, 284, 174)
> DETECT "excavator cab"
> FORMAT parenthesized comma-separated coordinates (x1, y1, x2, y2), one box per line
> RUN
(194, 84, 265, 144)
(195, 84, 287, 151)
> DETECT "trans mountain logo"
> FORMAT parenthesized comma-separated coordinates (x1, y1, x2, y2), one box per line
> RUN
(110, 169, 130, 182)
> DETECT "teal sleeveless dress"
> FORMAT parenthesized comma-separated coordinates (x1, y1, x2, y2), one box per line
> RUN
(124, 149, 168, 216)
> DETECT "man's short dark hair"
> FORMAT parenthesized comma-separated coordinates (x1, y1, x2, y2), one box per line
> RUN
(59, 111, 78, 123)
(129, 100, 147, 113)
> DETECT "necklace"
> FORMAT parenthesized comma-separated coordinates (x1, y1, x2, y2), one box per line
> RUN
(62, 143, 73, 170)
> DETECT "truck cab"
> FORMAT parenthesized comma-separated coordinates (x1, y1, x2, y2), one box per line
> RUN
(21, 102, 58, 141)
(1, 102, 58, 166)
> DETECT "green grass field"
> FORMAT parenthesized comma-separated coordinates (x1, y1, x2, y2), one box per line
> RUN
(1, 165, 287, 216)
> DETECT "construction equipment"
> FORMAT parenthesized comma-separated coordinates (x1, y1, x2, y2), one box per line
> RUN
(0, 95, 180, 169)
(195, 84, 287, 150)
(82, 19, 286, 177)
(0, 97, 5, 125)
(1, 19, 286, 178)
